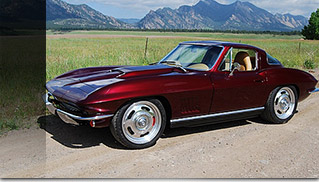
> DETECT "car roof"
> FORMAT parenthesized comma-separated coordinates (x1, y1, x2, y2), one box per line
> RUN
(180, 40, 264, 51)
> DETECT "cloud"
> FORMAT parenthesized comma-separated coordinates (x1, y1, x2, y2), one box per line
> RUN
(215, 0, 317, 17)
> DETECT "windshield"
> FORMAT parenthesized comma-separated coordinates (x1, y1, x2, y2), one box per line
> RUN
(159, 44, 223, 71)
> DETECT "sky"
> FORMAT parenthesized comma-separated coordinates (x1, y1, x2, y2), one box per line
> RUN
(64, 0, 319, 19)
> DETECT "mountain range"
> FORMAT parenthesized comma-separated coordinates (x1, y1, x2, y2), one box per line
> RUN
(46, 0, 132, 29)
(46, 0, 308, 31)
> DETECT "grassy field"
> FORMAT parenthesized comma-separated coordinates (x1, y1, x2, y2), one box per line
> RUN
(46, 30, 319, 81)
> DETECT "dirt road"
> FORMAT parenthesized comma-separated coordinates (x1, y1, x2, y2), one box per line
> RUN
(1, 73, 319, 178)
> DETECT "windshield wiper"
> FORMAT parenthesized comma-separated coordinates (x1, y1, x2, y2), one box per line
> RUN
(160, 60, 187, 72)
(160, 60, 181, 66)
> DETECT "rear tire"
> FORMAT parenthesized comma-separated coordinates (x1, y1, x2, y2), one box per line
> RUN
(110, 99, 166, 149)
(261, 86, 298, 124)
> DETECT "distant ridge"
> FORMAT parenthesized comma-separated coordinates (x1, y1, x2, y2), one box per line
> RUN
(46, 0, 307, 31)
(119, 18, 140, 24)
(138, 0, 307, 31)
(46, 0, 133, 29)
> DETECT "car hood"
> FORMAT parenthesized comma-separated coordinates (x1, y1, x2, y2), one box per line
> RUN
(46, 64, 175, 102)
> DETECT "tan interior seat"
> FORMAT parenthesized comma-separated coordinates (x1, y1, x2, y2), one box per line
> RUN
(234, 52, 252, 71)
(187, 63, 209, 71)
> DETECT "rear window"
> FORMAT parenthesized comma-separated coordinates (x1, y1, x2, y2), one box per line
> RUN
(267, 53, 281, 65)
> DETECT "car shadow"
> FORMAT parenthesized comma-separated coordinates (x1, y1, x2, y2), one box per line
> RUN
(38, 115, 269, 150)
(162, 119, 251, 138)
(37, 115, 126, 150)
(248, 117, 275, 125)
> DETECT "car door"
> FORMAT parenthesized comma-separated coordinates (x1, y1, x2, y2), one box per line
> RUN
(210, 47, 267, 113)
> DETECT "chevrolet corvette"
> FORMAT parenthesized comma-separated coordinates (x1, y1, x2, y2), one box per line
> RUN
(44, 41, 318, 148)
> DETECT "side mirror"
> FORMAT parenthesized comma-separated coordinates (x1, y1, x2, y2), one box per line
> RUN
(229, 62, 241, 76)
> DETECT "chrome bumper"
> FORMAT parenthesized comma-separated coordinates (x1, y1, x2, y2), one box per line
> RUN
(309, 88, 319, 94)
(43, 93, 113, 125)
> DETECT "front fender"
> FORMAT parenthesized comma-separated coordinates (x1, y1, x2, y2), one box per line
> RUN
(81, 71, 213, 119)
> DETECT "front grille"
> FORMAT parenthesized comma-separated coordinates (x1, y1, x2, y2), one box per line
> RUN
(60, 102, 81, 113)
(56, 101, 87, 116)
(48, 93, 86, 116)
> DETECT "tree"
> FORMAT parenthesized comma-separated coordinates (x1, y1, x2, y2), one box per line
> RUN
(302, 8, 319, 40)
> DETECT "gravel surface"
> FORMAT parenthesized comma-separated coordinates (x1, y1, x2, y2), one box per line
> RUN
(1, 71, 318, 178)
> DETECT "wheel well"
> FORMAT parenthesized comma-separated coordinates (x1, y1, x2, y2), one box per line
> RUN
(278, 84, 299, 98)
(291, 84, 300, 99)
(273, 84, 300, 100)
(264, 84, 300, 106)
(154, 96, 172, 127)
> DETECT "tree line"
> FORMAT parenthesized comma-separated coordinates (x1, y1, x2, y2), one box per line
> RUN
(49, 27, 302, 36)
(302, 8, 319, 40)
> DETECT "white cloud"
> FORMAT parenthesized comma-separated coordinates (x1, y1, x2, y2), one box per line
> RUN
(215, 0, 318, 17)
(251, 0, 318, 17)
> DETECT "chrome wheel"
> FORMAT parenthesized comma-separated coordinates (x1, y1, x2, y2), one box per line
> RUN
(274, 87, 296, 120)
(122, 101, 162, 145)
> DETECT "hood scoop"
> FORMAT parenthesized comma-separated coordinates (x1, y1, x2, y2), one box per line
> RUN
(115, 64, 174, 78)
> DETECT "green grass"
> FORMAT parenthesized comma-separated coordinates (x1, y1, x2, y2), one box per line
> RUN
(46, 31, 319, 81)
(0, 36, 45, 134)
(233, 39, 319, 69)
(46, 37, 193, 80)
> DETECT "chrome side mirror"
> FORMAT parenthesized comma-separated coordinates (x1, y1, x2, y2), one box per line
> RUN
(229, 62, 241, 76)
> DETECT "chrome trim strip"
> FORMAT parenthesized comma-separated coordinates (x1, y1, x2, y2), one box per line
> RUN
(56, 109, 113, 121)
(171, 107, 265, 123)
(43, 93, 114, 121)
(210, 46, 225, 71)
(309, 88, 319, 94)
(229, 47, 233, 71)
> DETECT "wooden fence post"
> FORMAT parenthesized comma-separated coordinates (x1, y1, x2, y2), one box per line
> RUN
(298, 42, 301, 54)
(144, 38, 149, 59)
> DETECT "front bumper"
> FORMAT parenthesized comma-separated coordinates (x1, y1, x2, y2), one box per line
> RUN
(43, 93, 114, 126)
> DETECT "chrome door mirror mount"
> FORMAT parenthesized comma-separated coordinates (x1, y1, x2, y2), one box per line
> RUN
(229, 62, 241, 76)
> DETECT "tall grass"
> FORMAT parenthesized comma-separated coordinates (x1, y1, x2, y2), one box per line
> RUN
(0, 36, 45, 134)
(237, 40, 319, 69)
(46, 32, 319, 81)
(46, 37, 193, 80)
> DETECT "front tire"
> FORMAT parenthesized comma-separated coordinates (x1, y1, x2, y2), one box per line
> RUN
(261, 86, 298, 124)
(110, 99, 166, 149)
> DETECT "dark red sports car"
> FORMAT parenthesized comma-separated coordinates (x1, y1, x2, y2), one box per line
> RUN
(45, 41, 318, 148)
